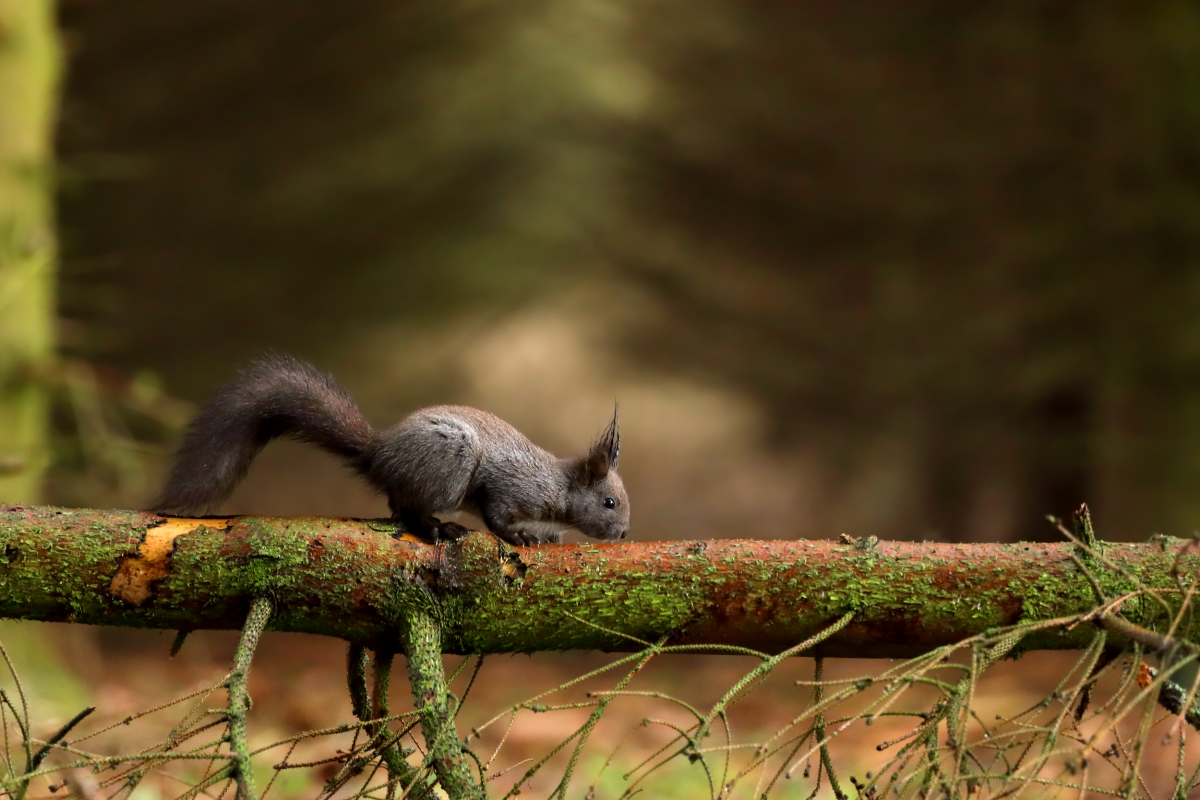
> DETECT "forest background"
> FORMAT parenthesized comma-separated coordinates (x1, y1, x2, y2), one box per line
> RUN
(8, 1, 1200, 796)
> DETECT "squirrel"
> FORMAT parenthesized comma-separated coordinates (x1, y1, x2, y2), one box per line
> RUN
(152, 355, 630, 546)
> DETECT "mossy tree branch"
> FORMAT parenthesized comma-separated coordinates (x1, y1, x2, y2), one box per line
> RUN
(403, 609, 483, 800)
(0, 505, 1196, 657)
(363, 645, 425, 797)
(228, 596, 272, 800)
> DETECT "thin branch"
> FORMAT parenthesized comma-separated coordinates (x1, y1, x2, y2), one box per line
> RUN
(228, 597, 273, 800)
(403, 609, 482, 800)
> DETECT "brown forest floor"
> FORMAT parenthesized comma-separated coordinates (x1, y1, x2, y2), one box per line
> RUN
(7, 624, 1191, 800)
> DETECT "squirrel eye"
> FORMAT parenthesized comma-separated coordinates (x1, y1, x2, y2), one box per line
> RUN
(603, 497, 616, 510)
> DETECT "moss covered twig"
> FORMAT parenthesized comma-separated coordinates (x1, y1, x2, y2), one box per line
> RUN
(228, 596, 272, 800)
(403, 609, 482, 800)
(367, 645, 425, 798)
(347, 643, 370, 721)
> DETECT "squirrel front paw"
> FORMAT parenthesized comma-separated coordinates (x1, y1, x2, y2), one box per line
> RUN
(493, 529, 542, 547)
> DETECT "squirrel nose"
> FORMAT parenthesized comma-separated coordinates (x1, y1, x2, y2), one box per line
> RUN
(619, 529, 629, 540)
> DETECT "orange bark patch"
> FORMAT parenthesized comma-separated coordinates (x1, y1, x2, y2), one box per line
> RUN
(1137, 661, 1154, 689)
(110, 518, 231, 606)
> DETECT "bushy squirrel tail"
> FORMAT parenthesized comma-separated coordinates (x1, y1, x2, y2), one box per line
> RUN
(152, 355, 377, 515)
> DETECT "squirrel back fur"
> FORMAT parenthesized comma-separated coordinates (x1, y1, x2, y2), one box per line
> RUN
(153, 355, 630, 546)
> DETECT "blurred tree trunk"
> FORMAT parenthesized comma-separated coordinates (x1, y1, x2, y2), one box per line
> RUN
(0, 3, 91, 728)
(0, 0, 59, 503)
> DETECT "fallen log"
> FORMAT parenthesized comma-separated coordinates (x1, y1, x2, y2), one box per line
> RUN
(0, 504, 1191, 657)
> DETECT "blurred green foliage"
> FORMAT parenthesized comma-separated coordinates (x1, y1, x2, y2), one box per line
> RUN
(57, 1, 623, 395)
(53, 0, 1200, 540)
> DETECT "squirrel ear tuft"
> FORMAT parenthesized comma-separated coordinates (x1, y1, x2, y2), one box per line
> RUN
(581, 407, 619, 484)
(600, 405, 619, 470)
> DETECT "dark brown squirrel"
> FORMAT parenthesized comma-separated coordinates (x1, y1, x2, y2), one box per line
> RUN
(152, 355, 630, 546)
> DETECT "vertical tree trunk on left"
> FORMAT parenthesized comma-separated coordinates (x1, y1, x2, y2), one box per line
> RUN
(0, 0, 60, 503)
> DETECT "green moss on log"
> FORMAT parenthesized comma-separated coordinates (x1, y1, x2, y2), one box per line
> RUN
(0, 505, 1196, 657)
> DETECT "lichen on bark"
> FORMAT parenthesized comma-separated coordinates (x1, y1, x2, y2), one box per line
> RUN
(0, 504, 1196, 658)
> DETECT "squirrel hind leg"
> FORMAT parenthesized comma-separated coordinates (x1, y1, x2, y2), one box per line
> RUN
(369, 415, 479, 511)
(394, 509, 470, 544)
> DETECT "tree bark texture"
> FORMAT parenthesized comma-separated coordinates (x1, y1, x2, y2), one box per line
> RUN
(0, 505, 1193, 658)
